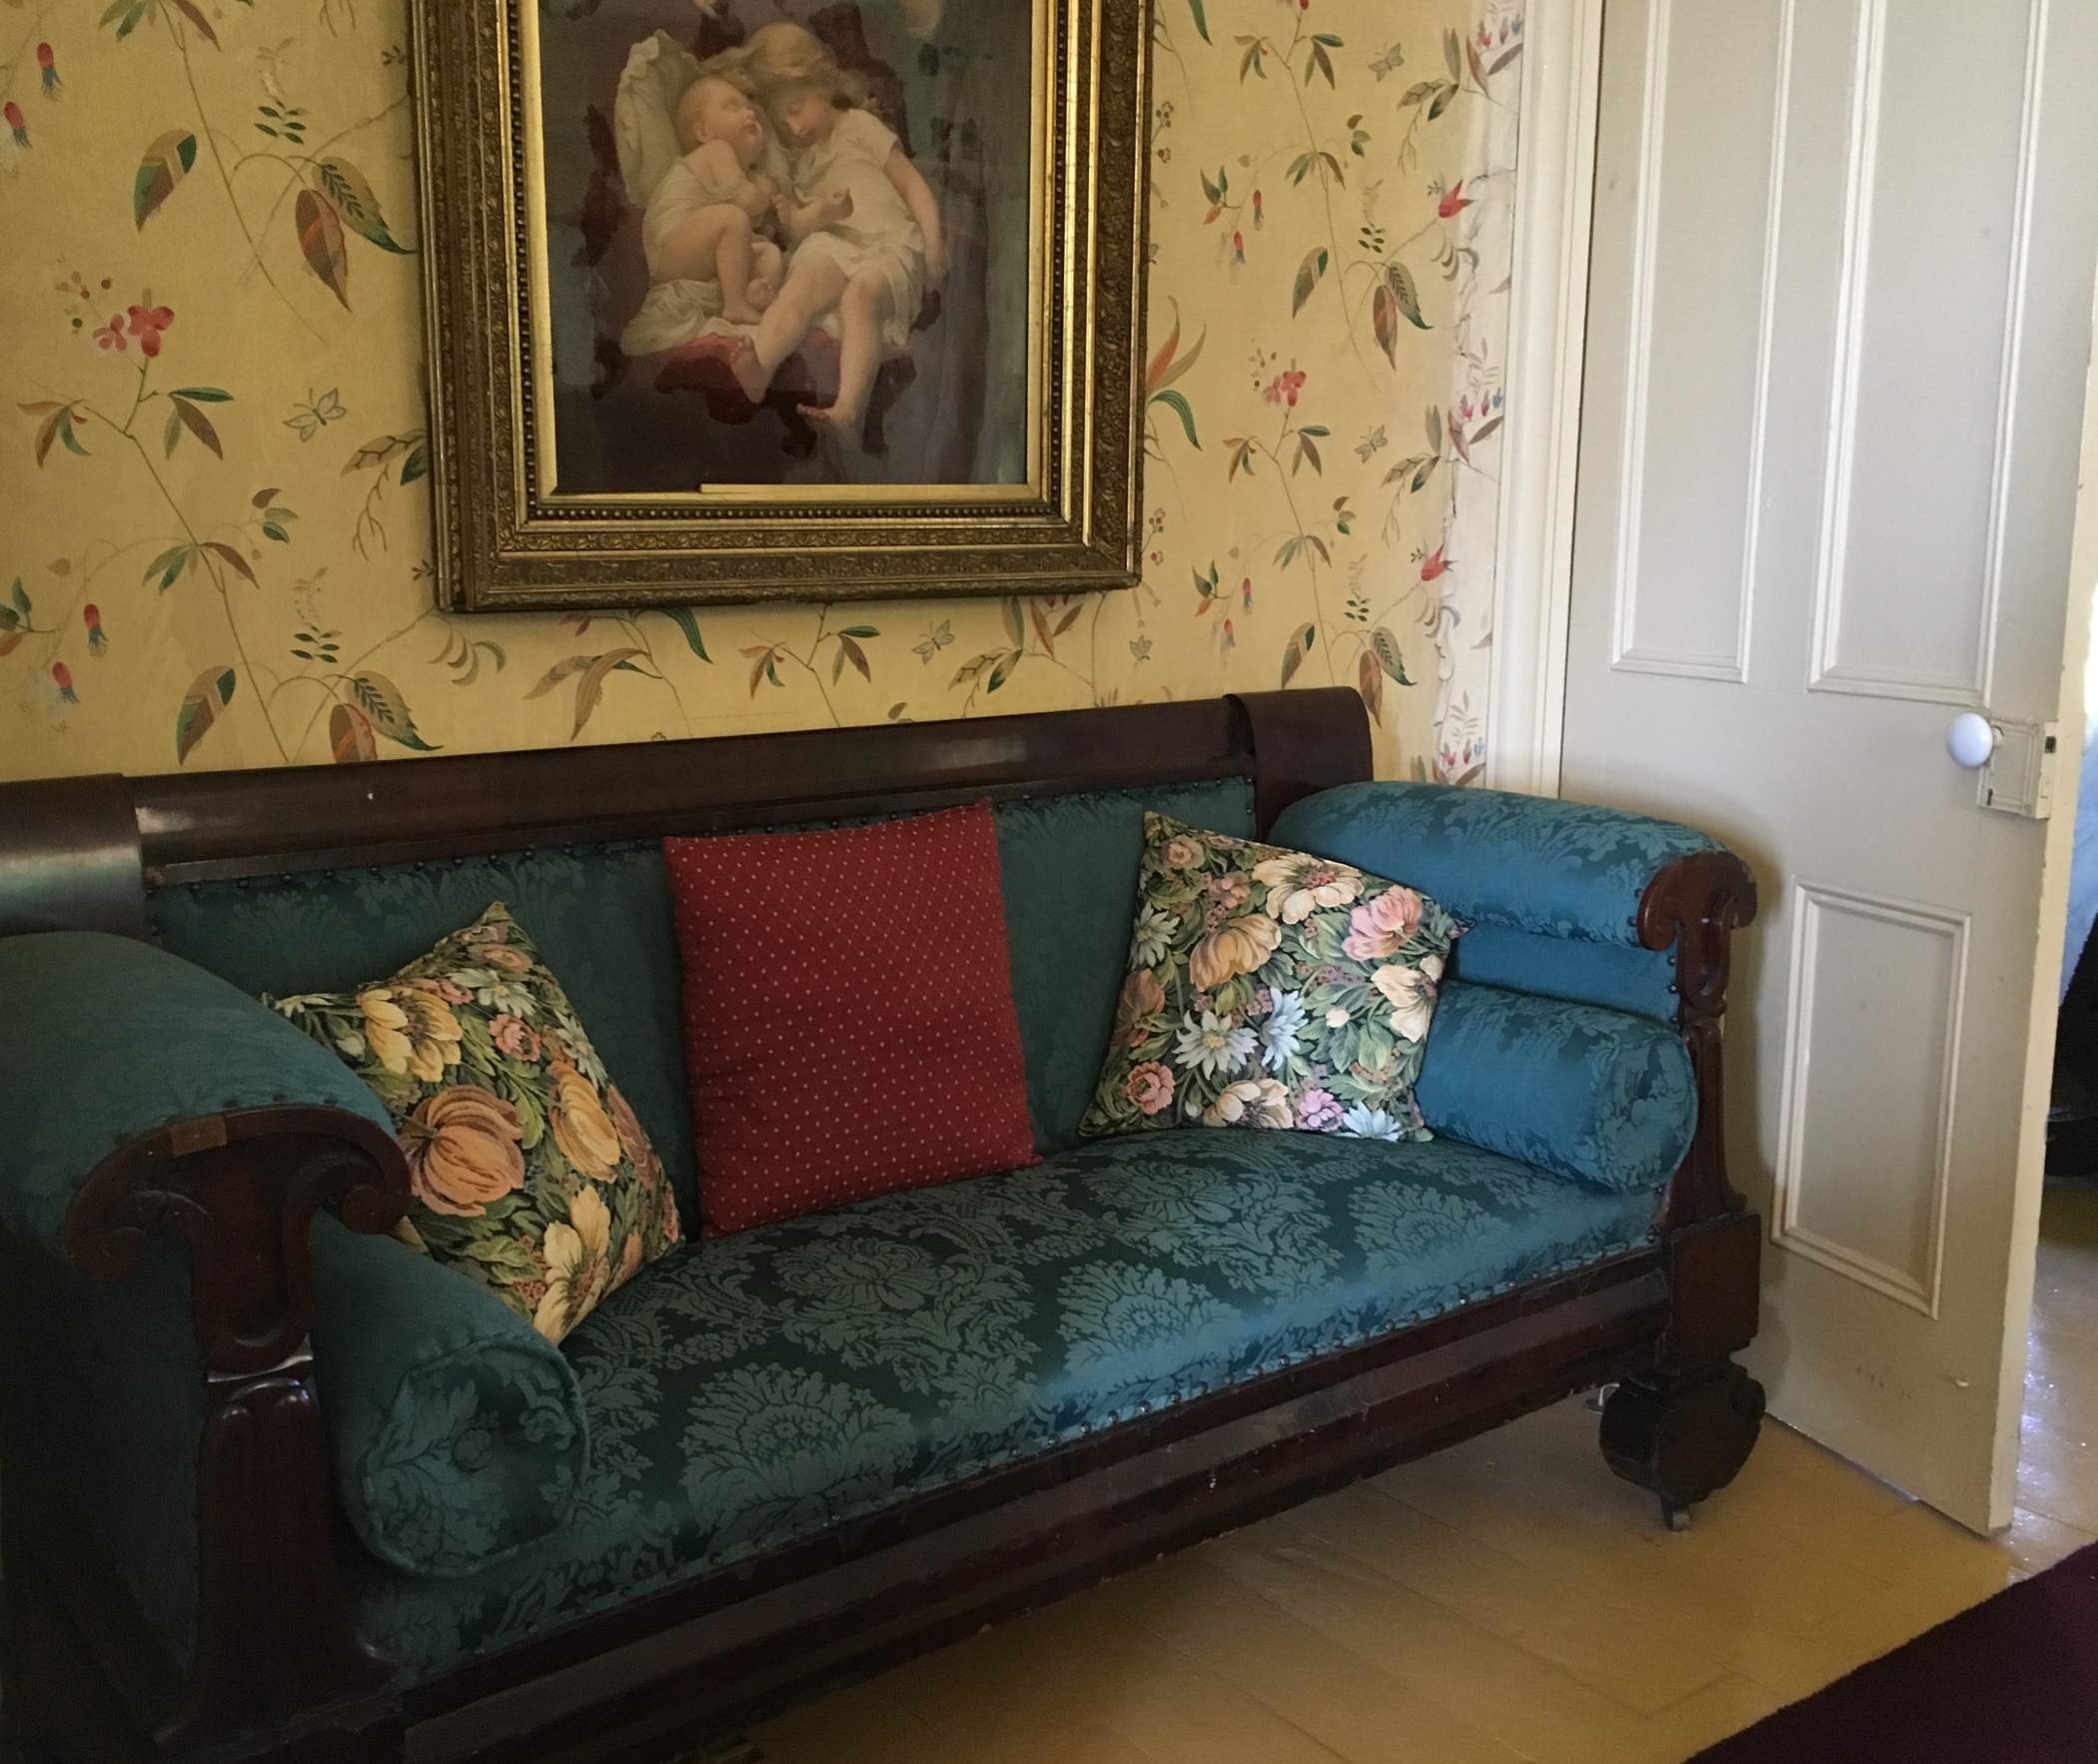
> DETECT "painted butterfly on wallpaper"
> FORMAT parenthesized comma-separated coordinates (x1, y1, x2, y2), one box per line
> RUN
(915, 620, 955, 663)
(285, 388, 347, 441)
(1369, 44, 1406, 80)
(1357, 427, 1389, 462)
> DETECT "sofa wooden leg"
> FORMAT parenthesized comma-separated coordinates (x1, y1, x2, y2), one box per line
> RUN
(1598, 1361, 1765, 1525)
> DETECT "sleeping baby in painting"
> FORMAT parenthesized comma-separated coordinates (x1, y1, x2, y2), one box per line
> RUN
(722, 22, 948, 440)
(612, 20, 945, 446)
(642, 74, 783, 329)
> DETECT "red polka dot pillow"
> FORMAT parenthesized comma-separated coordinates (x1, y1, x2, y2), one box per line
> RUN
(663, 803, 1040, 1235)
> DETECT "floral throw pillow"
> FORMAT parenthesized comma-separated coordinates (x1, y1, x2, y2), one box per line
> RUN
(267, 903, 681, 1343)
(1080, 815, 1464, 1143)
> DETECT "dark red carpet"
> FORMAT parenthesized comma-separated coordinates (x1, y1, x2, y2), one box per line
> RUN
(1688, 1540, 2098, 1761)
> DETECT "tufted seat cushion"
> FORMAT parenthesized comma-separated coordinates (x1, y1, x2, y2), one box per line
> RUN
(345, 1130, 1659, 1680)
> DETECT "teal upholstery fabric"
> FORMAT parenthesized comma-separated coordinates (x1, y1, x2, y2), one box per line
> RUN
(1452, 923, 1680, 1022)
(1415, 985, 1695, 1193)
(7, 773, 1703, 1685)
(993, 780, 1259, 1153)
(309, 1217, 590, 1578)
(150, 844, 696, 1227)
(1271, 783, 1720, 948)
(148, 782, 1257, 1220)
(342, 1133, 1656, 1678)
(0, 931, 394, 1261)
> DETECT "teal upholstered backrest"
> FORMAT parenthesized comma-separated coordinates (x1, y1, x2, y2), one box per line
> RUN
(994, 779, 1257, 1152)
(151, 841, 698, 1219)
(149, 777, 1257, 1227)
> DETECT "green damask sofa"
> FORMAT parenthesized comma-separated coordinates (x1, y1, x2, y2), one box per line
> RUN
(0, 691, 1765, 1764)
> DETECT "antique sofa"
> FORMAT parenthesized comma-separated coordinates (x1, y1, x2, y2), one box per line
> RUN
(0, 689, 1764, 1764)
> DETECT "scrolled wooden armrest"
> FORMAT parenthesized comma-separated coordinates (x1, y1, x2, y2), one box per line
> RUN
(68, 1105, 408, 1375)
(1635, 849, 1759, 1234)
(62, 1105, 410, 1746)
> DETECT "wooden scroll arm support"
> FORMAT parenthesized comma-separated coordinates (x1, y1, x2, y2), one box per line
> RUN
(64, 1107, 411, 1747)
(1638, 849, 1759, 1235)
(1603, 851, 1766, 1526)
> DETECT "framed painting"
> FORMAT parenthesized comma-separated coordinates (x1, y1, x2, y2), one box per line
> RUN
(410, 0, 1152, 611)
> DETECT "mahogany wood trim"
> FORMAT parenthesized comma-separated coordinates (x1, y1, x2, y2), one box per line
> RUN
(68, 1109, 410, 1376)
(0, 772, 148, 941)
(1637, 849, 1759, 1233)
(117, 691, 1370, 887)
(1607, 850, 1766, 1524)
(120, 697, 1254, 883)
(64, 1108, 411, 1743)
(1227, 689, 1376, 835)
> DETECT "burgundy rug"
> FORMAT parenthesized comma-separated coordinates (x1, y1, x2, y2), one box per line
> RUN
(1689, 1540, 2098, 1762)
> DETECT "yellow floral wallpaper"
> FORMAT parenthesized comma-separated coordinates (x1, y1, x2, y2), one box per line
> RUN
(0, 0, 1523, 783)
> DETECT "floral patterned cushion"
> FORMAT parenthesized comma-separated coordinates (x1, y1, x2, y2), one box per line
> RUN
(1081, 815, 1465, 1144)
(268, 903, 682, 1343)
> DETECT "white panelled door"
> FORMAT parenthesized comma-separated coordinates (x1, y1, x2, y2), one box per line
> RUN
(1563, 0, 2098, 1529)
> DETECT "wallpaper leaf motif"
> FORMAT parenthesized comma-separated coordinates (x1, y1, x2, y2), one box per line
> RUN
(133, 127, 196, 226)
(0, 0, 1522, 786)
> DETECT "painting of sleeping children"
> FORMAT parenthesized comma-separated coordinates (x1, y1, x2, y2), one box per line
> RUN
(532, 0, 1038, 493)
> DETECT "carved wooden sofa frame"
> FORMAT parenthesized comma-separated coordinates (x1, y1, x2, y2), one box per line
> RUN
(0, 689, 1761, 1764)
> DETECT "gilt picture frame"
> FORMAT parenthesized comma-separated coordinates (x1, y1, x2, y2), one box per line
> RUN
(409, 0, 1152, 612)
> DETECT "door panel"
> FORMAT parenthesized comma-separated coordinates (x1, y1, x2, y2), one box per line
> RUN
(1812, 1, 2038, 702)
(1606, 0, 1785, 682)
(1566, 0, 2098, 1527)
(1776, 882, 1965, 1317)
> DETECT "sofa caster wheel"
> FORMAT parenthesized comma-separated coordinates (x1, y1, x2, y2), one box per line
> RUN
(1599, 1360, 1764, 1517)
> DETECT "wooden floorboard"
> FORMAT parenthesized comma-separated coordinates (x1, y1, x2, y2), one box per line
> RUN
(746, 1185, 2098, 1764)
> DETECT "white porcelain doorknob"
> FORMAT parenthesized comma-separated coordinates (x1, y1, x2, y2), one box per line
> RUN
(1947, 712, 1999, 769)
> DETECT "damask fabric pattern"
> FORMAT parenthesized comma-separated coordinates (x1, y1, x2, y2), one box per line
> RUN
(995, 781, 1259, 1154)
(1082, 815, 1465, 1143)
(267, 904, 683, 1343)
(1414, 984, 1696, 1192)
(150, 843, 701, 1225)
(0, 930, 396, 1261)
(1450, 923, 1681, 1023)
(146, 777, 1261, 1206)
(345, 1131, 1659, 1678)
(1272, 784, 1721, 948)
(309, 1215, 591, 1579)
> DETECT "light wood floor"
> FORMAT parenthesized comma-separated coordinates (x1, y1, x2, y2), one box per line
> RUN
(744, 1184, 2098, 1764)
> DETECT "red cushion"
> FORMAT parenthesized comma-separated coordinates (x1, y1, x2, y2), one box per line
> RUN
(664, 803, 1040, 1234)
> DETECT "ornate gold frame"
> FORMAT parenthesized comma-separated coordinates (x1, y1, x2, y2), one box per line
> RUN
(409, 1, 1152, 611)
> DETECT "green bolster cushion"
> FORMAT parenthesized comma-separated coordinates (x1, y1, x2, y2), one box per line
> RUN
(309, 1214, 590, 1578)
(0, 932, 395, 1261)
(1270, 782, 1719, 948)
(1414, 984, 1696, 1194)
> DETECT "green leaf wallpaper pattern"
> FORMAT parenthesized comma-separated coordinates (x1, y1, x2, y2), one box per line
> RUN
(0, 0, 1522, 785)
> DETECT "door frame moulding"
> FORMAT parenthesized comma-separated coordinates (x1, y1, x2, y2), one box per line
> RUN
(1994, 234, 2098, 1521)
(1486, 0, 1605, 797)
